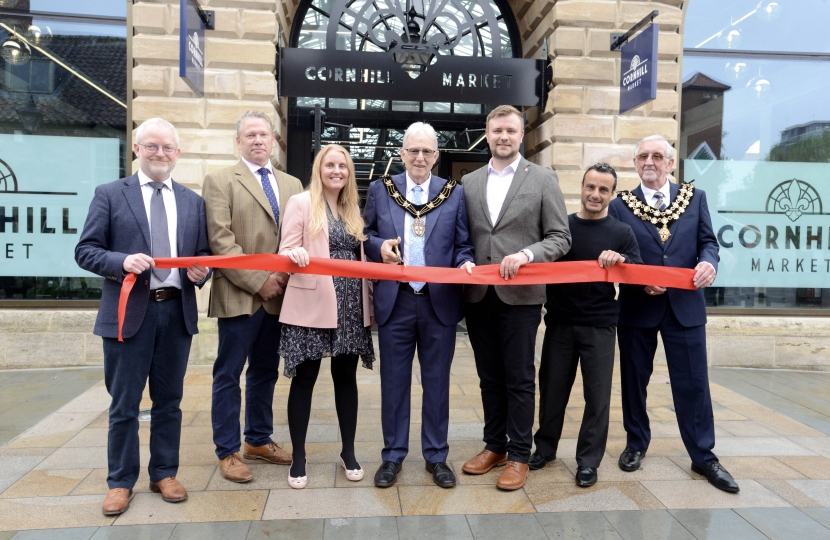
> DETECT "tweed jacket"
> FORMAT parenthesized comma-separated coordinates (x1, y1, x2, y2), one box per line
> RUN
(462, 157, 571, 305)
(202, 160, 304, 318)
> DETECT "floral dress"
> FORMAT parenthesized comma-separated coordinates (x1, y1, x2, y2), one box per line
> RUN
(279, 204, 375, 378)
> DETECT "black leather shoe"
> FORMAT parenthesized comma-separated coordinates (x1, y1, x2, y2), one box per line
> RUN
(528, 452, 553, 471)
(374, 461, 402, 488)
(618, 446, 646, 472)
(426, 462, 456, 488)
(575, 466, 597, 487)
(691, 460, 740, 493)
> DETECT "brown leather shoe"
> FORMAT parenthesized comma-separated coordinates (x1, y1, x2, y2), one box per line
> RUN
(102, 488, 132, 516)
(243, 441, 292, 465)
(149, 477, 188, 502)
(496, 461, 530, 491)
(220, 452, 254, 483)
(462, 449, 508, 475)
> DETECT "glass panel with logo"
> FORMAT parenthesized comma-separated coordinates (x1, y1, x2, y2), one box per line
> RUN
(0, 4, 126, 301)
(681, 0, 830, 310)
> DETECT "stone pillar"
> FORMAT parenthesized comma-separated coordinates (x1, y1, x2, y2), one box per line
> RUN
(517, 0, 684, 213)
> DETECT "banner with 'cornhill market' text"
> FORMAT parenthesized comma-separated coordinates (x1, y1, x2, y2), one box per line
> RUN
(690, 160, 830, 287)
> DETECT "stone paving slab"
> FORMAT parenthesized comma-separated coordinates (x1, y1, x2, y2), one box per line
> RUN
(2, 347, 830, 533)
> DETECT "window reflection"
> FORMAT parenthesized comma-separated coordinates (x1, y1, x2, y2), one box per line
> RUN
(0, 5, 125, 302)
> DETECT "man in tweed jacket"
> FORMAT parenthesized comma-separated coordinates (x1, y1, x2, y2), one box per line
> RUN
(460, 105, 571, 491)
(202, 110, 303, 483)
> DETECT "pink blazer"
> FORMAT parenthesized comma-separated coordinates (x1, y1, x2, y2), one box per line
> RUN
(278, 191, 373, 328)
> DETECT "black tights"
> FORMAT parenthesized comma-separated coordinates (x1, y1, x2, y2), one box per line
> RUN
(287, 354, 359, 477)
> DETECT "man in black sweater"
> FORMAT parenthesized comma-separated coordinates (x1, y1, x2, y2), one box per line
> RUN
(529, 163, 642, 487)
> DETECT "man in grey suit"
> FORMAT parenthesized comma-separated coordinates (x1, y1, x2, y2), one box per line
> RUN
(460, 105, 571, 490)
(75, 118, 211, 516)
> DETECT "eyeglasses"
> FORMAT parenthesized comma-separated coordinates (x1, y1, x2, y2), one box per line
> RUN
(404, 148, 437, 157)
(636, 153, 665, 163)
(137, 143, 178, 154)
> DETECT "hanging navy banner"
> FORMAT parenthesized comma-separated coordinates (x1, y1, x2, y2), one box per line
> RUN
(180, 0, 206, 95)
(619, 23, 658, 114)
(280, 48, 544, 107)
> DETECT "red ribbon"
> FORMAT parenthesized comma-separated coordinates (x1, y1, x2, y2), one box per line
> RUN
(118, 255, 695, 341)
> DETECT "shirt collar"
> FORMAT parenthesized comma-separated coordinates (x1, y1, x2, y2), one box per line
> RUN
(242, 156, 273, 177)
(405, 172, 431, 195)
(138, 169, 172, 189)
(640, 178, 671, 201)
(487, 154, 523, 176)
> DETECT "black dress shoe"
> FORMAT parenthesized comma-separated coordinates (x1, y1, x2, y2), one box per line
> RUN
(618, 446, 646, 472)
(374, 461, 402, 488)
(691, 460, 740, 493)
(575, 466, 597, 487)
(528, 452, 553, 471)
(426, 462, 456, 488)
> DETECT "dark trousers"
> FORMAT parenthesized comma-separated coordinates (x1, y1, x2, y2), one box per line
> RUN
(103, 298, 191, 489)
(534, 324, 616, 468)
(617, 304, 716, 466)
(378, 288, 456, 464)
(212, 307, 282, 459)
(465, 286, 542, 463)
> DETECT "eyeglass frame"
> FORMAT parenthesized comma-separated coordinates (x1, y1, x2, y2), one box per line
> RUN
(136, 142, 179, 155)
(403, 147, 438, 157)
(635, 152, 667, 163)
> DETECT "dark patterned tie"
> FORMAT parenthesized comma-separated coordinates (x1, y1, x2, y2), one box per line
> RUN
(653, 191, 667, 212)
(147, 182, 171, 282)
(257, 167, 279, 226)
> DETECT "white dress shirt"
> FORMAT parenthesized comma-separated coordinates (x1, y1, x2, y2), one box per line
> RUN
(138, 169, 180, 290)
(242, 156, 280, 204)
(485, 154, 534, 262)
(403, 172, 430, 267)
(640, 179, 672, 209)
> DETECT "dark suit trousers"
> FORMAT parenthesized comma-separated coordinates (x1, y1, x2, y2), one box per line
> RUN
(534, 324, 616, 468)
(212, 307, 282, 459)
(617, 304, 716, 466)
(102, 298, 191, 489)
(378, 287, 456, 464)
(465, 286, 542, 463)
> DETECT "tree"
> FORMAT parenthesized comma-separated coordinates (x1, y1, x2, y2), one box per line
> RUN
(766, 129, 830, 163)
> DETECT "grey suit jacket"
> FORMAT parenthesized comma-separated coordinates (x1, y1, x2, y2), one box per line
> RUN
(462, 157, 571, 305)
(75, 174, 212, 339)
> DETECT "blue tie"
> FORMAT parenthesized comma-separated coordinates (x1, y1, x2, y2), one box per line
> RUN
(653, 191, 667, 212)
(409, 185, 426, 292)
(257, 167, 279, 226)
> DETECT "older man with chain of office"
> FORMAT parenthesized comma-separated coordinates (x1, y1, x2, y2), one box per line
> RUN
(608, 135, 739, 494)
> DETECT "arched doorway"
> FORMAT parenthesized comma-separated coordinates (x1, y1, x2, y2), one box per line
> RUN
(284, 0, 532, 196)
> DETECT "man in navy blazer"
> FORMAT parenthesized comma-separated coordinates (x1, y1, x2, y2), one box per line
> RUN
(75, 118, 211, 516)
(608, 135, 738, 493)
(364, 122, 474, 489)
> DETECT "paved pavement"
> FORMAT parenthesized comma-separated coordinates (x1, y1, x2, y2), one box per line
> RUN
(1, 339, 830, 539)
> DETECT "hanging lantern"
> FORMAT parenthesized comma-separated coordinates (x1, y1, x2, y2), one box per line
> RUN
(1, 34, 31, 65)
(25, 25, 53, 47)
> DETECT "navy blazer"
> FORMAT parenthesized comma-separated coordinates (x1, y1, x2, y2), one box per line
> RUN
(608, 182, 719, 328)
(363, 173, 474, 326)
(75, 174, 212, 339)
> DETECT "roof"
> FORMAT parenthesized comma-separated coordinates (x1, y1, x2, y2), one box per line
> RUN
(0, 35, 126, 128)
(682, 72, 732, 92)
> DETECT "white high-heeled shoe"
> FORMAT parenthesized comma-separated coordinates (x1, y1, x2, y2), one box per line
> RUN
(340, 455, 364, 482)
(288, 458, 308, 489)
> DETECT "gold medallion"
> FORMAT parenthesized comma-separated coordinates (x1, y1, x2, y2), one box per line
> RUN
(413, 215, 425, 236)
(659, 224, 671, 242)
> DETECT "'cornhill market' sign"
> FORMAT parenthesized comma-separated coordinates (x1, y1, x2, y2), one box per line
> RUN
(692, 160, 830, 288)
(279, 0, 545, 107)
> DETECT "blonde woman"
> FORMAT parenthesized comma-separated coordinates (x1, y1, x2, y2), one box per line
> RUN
(278, 144, 374, 488)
